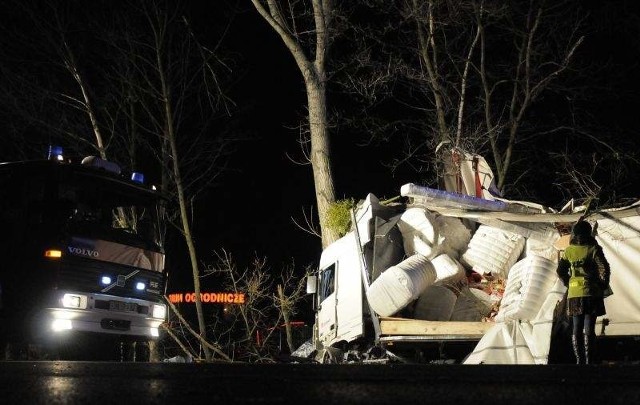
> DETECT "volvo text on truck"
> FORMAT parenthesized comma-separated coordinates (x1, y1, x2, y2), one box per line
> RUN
(0, 147, 167, 360)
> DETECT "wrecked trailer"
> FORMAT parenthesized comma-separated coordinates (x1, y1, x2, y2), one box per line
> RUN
(303, 152, 640, 364)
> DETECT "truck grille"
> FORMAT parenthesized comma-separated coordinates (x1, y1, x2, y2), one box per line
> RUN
(56, 256, 165, 302)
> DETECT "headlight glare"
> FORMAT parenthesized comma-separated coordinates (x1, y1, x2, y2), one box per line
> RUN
(152, 304, 166, 319)
(52, 319, 73, 331)
(62, 293, 88, 309)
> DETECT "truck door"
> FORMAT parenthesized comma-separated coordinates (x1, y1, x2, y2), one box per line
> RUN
(317, 233, 366, 347)
(317, 263, 337, 345)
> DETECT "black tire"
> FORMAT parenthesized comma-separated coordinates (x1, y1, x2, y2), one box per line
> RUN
(134, 341, 151, 362)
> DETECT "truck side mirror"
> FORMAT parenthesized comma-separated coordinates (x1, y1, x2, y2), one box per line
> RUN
(306, 275, 317, 294)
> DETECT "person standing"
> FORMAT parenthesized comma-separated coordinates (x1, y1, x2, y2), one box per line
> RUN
(556, 220, 611, 364)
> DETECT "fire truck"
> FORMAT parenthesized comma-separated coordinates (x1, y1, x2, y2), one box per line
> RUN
(0, 147, 167, 360)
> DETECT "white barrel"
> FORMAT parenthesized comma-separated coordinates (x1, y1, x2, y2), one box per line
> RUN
(366, 254, 436, 317)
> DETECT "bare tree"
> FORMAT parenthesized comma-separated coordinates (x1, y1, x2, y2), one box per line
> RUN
(161, 251, 310, 362)
(104, 1, 235, 361)
(210, 251, 309, 362)
(250, 0, 340, 248)
(0, 0, 115, 158)
(336, 0, 631, 203)
(406, 0, 585, 193)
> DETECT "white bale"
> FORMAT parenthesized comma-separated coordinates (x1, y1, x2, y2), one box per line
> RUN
(366, 254, 436, 317)
(498, 262, 525, 311)
(414, 285, 457, 321)
(461, 225, 525, 277)
(495, 255, 558, 322)
(431, 253, 465, 283)
(397, 208, 441, 258)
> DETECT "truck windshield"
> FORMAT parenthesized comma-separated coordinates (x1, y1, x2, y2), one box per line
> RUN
(55, 171, 163, 250)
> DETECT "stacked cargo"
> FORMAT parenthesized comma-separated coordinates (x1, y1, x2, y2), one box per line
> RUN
(365, 203, 558, 325)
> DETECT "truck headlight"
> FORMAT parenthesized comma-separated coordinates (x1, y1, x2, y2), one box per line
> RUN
(62, 293, 88, 309)
(152, 304, 166, 319)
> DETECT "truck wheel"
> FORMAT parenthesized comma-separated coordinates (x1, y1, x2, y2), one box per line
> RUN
(315, 346, 344, 363)
(134, 341, 151, 362)
(148, 340, 160, 362)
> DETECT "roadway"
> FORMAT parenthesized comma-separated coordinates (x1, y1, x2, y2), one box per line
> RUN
(1, 361, 640, 404)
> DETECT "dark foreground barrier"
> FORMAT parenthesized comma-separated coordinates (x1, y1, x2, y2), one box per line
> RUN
(1, 361, 639, 404)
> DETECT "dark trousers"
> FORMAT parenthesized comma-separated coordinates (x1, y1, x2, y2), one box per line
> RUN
(572, 314, 596, 364)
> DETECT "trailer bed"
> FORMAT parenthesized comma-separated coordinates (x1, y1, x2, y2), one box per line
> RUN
(380, 317, 494, 341)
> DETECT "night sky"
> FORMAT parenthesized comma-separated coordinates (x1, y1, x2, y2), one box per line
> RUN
(190, 1, 640, 273)
(183, 3, 417, 278)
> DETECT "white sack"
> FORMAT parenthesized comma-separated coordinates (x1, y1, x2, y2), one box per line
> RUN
(476, 218, 560, 246)
(463, 321, 536, 365)
(461, 225, 525, 277)
(440, 150, 499, 200)
(529, 279, 567, 364)
(495, 255, 558, 323)
(366, 254, 436, 317)
(397, 208, 441, 258)
(465, 279, 567, 365)
(524, 237, 559, 262)
(431, 253, 465, 283)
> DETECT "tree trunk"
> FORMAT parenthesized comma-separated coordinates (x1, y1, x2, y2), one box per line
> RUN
(306, 78, 339, 248)
(155, 36, 212, 360)
(249, 0, 338, 248)
(277, 284, 295, 354)
(165, 122, 211, 361)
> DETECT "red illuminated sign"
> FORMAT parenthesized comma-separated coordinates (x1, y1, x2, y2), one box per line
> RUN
(167, 292, 245, 304)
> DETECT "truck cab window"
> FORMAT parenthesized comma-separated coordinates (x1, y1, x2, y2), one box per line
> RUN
(319, 264, 336, 302)
(55, 173, 161, 250)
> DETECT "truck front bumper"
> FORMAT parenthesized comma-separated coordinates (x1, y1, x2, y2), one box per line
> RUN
(41, 290, 166, 339)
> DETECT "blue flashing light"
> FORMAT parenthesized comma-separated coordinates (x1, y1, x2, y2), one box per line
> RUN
(48, 145, 64, 161)
(131, 172, 145, 184)
(101, 276, 112, 285)
(135, 282, 146, 291)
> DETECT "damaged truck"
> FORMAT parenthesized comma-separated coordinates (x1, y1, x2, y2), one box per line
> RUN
(304, 149, 640, 364)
